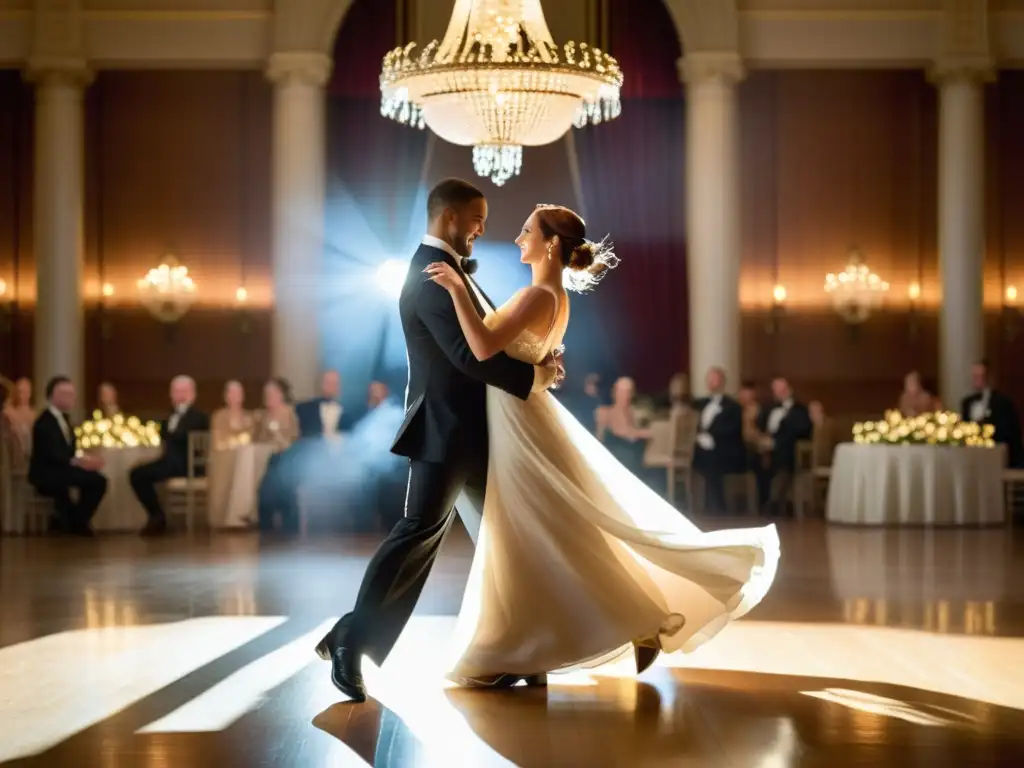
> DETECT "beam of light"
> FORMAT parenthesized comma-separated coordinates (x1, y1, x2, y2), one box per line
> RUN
(658, 620, 1024, 711)
(137, 619, 337, 734)
(375, 259, 409, 298)
(0, 617, 286, 763)
(801, 689, 974, 727)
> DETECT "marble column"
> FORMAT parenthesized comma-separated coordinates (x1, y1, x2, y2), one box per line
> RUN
(932, 62, 990, 407)
(30, 66, 91, 408)
(680, 53, 744, 394)
(267, 52, 332, 400)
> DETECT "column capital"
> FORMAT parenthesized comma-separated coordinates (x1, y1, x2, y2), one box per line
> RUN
(927, 56, 996, 87)
(677, 52, 745, 87)
(267, 51, 333, 88)
(24, 58, 92, 89)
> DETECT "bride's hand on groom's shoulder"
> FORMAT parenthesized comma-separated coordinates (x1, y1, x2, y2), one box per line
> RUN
(423, 261, 463, 294)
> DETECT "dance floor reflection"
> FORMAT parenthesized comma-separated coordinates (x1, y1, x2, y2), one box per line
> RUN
(1, 521, 1023, 766)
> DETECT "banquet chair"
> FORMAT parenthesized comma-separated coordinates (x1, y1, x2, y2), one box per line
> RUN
(642, 407, 698, 507)
(165, 430, 211, 536)
(0, 420, 51, 535)
(793, 418, 836, 519)
(1000, 444, 1024, 528)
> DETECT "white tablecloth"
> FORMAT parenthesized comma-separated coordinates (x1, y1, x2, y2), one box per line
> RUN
(92, 446, 162, 531)
(207, 443, 275, 529)
(826, 443, 1004, 526)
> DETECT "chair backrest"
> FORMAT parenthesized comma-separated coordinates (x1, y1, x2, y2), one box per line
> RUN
(186, 430, 211, 479)
(643, 420, 674, 461)
(671, 406, 699, 465)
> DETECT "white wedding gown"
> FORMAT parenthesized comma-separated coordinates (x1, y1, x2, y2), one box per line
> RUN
(446, 291, 780, 682)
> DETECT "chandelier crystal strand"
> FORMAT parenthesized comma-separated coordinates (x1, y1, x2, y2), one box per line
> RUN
(380, 0, 623, 185)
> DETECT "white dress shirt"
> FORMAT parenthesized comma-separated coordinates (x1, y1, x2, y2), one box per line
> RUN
(320, 400, 342, 438)
(420, 235, 555, 393)
(696, 394, 723, 450)
(168, 403, 189, 433)
(969, 389, 991, 423)
(767, 398, 793, 435)
(48, 404, 71, 445)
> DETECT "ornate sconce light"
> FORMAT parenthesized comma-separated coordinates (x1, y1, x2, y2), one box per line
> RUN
(907, 280, 921, 342)
(1004, 284, 1019, 341)
(137, 256, 197, 323)
(766, 284, 786, 335)
(824, 247, 889, 324)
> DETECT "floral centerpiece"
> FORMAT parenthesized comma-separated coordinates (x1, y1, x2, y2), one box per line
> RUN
(852, 410, 995, 447)
(74, 410, 162, 452)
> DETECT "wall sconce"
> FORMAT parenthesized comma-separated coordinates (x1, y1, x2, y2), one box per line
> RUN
(907, 281, 921, 342)
(137, 256, 197, 323)
(99, 282, 115, 339)
(823, 247, 889, 324)
(1004, 285, 1019, 341)
(766, 284, 786, 334)
(0, 278, 13, 333)
(235, 285, 251, 333)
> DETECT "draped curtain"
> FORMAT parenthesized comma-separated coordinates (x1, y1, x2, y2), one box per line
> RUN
(323, 0, 429, 402)
(569, 0, 687, 393)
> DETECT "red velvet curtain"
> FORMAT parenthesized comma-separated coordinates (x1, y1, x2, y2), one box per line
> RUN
(568, 0, 686, 393)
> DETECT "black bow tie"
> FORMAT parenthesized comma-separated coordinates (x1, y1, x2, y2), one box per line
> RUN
(461, 257, 478, 276)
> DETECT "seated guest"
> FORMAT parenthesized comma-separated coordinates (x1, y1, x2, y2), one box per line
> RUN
(562, 372, 604, 428)
(130, 375, 210, 536)
(898, 371, 940, 416)
(692, 366, 746, 513)
(737, 380, 764, 452)
(211, 380, 255, 449)
(2, 376, 34, 472)
(256, 378, 301, 533)
(28, 376, 107, 535)
(295, 369, 359, 440)
(596, 377, 652, 476)
(961, 359, 1022, 467)
(756, 377, 813, 515)
(96, 381, 121, 418)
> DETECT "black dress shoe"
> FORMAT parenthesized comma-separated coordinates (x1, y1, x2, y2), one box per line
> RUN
(330, 647, 367, 702)
(634, 643, 660, 675)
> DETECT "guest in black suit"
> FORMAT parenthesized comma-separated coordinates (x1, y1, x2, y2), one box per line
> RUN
(692, 367, 746, 513)
(293, 370, 362, 439)
(961, 360, 1022, 467)
(129, 375, 210, 536)
(28, 376, 107, 535)
(756, 377, 813, 515)
(314, 178, 561, 701)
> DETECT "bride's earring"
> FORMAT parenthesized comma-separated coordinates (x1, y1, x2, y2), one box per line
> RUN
(547, 240, 556, 260)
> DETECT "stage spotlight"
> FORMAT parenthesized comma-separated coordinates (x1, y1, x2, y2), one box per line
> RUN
(376, 259, 408, 298)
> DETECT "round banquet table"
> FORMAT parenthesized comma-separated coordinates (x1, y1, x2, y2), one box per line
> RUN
(206, 443, 275, 529)
(92, 445, 162, 531)
(825, 442, 1004, 526)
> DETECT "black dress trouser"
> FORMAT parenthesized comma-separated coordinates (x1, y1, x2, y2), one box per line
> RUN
(332, 448, 488, 665)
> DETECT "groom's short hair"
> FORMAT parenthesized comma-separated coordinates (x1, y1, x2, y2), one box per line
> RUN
(427, 178, 485, 220)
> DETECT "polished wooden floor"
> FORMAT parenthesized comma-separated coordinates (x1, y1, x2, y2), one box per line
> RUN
(2, 519, 1024, 766)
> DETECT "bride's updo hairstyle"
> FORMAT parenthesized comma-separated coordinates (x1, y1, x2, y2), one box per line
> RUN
(534, 204, 619, 293)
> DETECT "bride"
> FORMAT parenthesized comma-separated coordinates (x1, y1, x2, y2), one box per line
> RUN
(423, 204, 780, 686)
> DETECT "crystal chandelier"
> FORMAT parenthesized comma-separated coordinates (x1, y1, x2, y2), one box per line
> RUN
(380, 0, 623, 186)
(137, 256, 197, 323)
(824, 248, 889, 324)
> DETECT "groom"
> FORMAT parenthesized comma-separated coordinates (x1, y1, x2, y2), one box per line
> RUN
(315, 178, 563, 701)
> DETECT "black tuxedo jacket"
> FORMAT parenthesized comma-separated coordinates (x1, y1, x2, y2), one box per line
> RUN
(159, 406, 210, 472)
(757, 400, 813, 471)
(692, 395, 746, 474)
(295, 398, 360, 439)
(391, 243, 535, 463)
(28, 409, 76, 488)
(961, 389, 1022, 467)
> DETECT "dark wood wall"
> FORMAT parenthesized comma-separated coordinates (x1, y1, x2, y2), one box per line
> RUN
(738, 69, 1024, 414)
(2, 67, 1023, 414)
